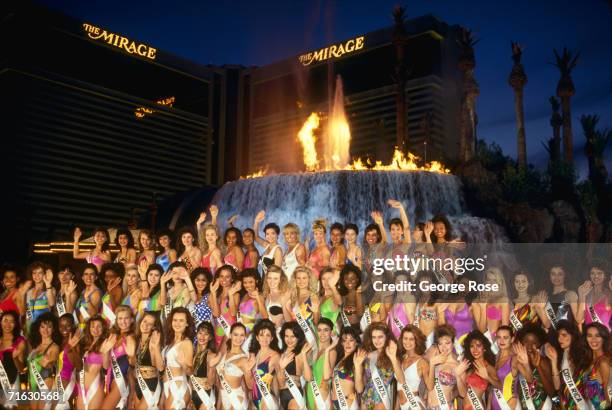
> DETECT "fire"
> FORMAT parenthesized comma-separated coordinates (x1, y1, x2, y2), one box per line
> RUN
(344, 149, 450, 173)
(297, 112, 320, 172)
(241, 166, 268, 179)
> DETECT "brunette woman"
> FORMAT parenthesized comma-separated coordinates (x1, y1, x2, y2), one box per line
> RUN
(239, 268, 267, 334)
(136, 262, 163, 318)
(344, 223, 362, 269)
(278, 321, 312, 410)
(308, 219, 331, 278)
(28, 312, 61, 410)
(329, 222, 347, 271)
(73, 227, 111, 271)
(414, 271, 440, 344)
(192, 321, 218, 410)
(577, 260, 612, 330)
(209, 264, 241, 347)
(97, 263, 122, 326)
(114, 228, 137, 267)
(491, 326, 519, 410)
(323, 326, 361, 410)
(176, 226, 202, 273)
(543, 264, 578, 327)
(306, 318, 334, 410)
(437, 273, 478, 353)
(249, 319, 281, 410)
(25, 262, 56, 331)
(191, 267, 214, 326)
(319, 267, 342, 333)
(396, 325, 431, 410)
(224, 227, 245, 271)
(243, 228, 261, 270)
(426, 325, 459, 410)
(0, 265, 27, 315)
(0, 311, 26, 409)
(215, 323, 254, 410)
(162, 307, 194, 409)
(253, 211, 283, 276)
(159, 261, 196, 321)
(55, 266, 78, 317)
(76, 316, 108, 410)
(133, 312, 163, 410)
(338, 265, 364, 330)
(155, 228, 177, 272)
(137, 229, 156, 264)
(55, 314, 81, 410)
(510, 271, 549, 330)
(582, 322, 611, 409)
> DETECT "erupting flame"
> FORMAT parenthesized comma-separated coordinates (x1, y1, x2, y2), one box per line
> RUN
(326, 76, 351, 169)
(241, 166, 268, 179)
(297, 112, 320, 172)
(343, 149, 450, 173)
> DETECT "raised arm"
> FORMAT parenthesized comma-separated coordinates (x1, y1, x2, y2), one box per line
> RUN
(253, 210, 270, 248)
(72, 227, 89, 259)
(371, 212, 388, 244)
(388, 199, 412, 244)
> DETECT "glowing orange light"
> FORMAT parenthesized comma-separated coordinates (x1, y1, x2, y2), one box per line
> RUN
(297, 113, 320, 172)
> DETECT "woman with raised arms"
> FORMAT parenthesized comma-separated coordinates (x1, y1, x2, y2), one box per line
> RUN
(162, 307, 194, 410)
(73, 227, 111, 271)
(253, 211, 283, 276)
(215, 322, 254, 410)
(344, 223, 362, 269)
(137, 262, 163, 317)
(263, 265, 291, 332)
(306, 317, 335, 410)
(282, 223, 307, 282)
(278, 321, 313, 410)
(176, 226, 202, 273)
(55, 314, 80, 410)
(75, 316, 107, 410)
(209, 264, 241, 347)
(55, 266, 78, 317)
(96, 263, 122, 326)
(381, 199, 412, 277)
(191, 267, 214, 327)
(308, 219, 331, 278)
(28, 312, 61, 410)
(114, 228, 137, 267)
(159, 261, 196, 321)
(132, 312, 163, 410)
(25, 262, 56, 332)
(191, 321, 218, 410)
(319, 267, 342, 333)
(250, 319, 281, 410)
(323, 326, 361, 410)
(425, 325, 459, 410)
(329, 222, 347, 271)
(577, 259, 611, 330)
(396, 325, 431, 410)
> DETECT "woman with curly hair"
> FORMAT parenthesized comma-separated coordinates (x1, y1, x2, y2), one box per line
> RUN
(338, 264, 364, 330)
(577, 260, 612, 331)
(191, 321, 218, 410)
(545, 320, 590, 410)
(0, 311, 26, 408)
(426, 325, 459, 410)
(286, 266, 319, 347)
(356, 322, 403, 410)
(155, 228, 177, 272)
(396, 325, 431, 410)
(209, 264, 240, 348)
(456, 330, 501, 410)
(0, 265, 27, 316)
(176, 226, 202, 273)
(113, 228, 137, 267)
(239, 268, 267, 334)
(75, 316, 108, 410)
(224, 227, 245, 271)
(162, 307, 194, 410)
(73, 227, 111, 271)
(249, 319, 281, 410)
(28, 312, 61, 410)
(278, 321, 312, 409)
(582, 322, 611, 409)
(323, 326, 361, 410)
(133, 312, 163, 410)
(137, 229, 156, 265)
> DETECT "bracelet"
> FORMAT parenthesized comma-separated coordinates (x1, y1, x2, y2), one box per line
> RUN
(140, 279, 148, 282)
(45, 286, 52, 290)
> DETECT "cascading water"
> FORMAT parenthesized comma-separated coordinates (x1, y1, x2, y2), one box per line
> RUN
(211, 170, 508, 248)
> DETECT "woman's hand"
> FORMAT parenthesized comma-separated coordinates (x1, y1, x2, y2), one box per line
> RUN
(101, 334, 117, 353)
(228, 282, 242, 295)
(455, 358, 470, 376)
(149, 331, 161, 351)
(513, 342, 529, 366)
(254, 210, 266, 224)
(353, 348, 367, 367)
(73, 227, 82, 242)
(371, 211, 383, 225)
(209, 205, 219, 220)
(160, 272, 172, 285)
(44, 269, 54, 288)
(279, 353, 295, 370)
(387, 199, 404, 210)
(473, 360, 488, 379)
(197, 212, 207, 226)
(543, 343, 557, 363)
(138, 259, 149, 279)
(210, 279, 220, 293)
(385, 340, 398, 359)
(577, 281, 592, 299)
(68, 329, 83, 348)
(424, 221, 434, 237)
(66, 280, 78, 295)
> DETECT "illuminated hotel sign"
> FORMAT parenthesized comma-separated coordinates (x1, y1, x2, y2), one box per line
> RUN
(298, 36, 365, 66)
(82, 23, 157, 60)
(135, 96, 175, 118)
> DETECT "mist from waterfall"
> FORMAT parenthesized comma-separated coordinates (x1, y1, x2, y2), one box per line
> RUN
(324, 75, 351, 170)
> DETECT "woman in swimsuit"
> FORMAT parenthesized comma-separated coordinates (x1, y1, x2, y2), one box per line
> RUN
(323, 325, 361, 410)
(242, 228, 260, 270)
(411, 221, 434, 258)
(239, 268, 267, 334)
(0, 266, 28, 316)
(133, 311, 163, 410)
(396, 325, 431, 410)
(73, 227, 111, 271)
(215, 322, 255, 410)
(98, 263, 122, 326)
(514, 324, 555, 410)
(306, 317, 334, 410)
(387, 273, 417, 339)
(75, 264, 103, 328)
(362, 215, 388, 292)
(121, 265, 142, 315)
(191, 267, 213, 327)
(319, 267, 342, 333)
(253, 211, 283, 276)
(338, 265, 364, 330)
(510, 271, 548, 330)
(224, 227, 245, 271)
(192, 321, 218, 410)
(356, 322, 403, 410)
(28, 312, 61, 410)
(75, 316, 108, 410)
(307, 219, 331, 278)
(545, 320, 589, 410)
(477, 267, 510, 342)
(329, 222, 347, 271)
(278, 321, 312, 410)
(286, 266, 320, 339)
(55, 314, 80, 410)
(176, 226, 202, 273)
(136, 263, 163, 318)
(162, 307, 194, 410)
(414, 271, 441, 344)
(25, 262, 56, 332)
(155, 228, 177, 272)
(114, 228, 137, 267)
(100, 305, 136, 409)
(344, 223, 362, 269)
(159, 261, 196, 321)
(581, 322, 611, 409)
(491, 326, 519, 410)
(543, 264, 578, 326)
(456, 330, 501, 410)
(137, 229, 156, 265)
(199, 223, 223, 275)
(0, 311, 26, 409)
(209, 264, 241, 348)
(430, 215, 466, 284)
(282, 223, 307, 282)
(55, 266, 78, 317)
(438, 273, 478, 353)
(577, 260, 612, 331)
(250, 319, 281, 410)
(263, 265, 291, 331)
(425, 325, 459, 410)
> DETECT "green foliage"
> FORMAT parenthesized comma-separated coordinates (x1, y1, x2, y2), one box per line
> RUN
(475, 139, 512, 173)
(576, 180, 598, 219)
(501, 164, 547, 205)
(545, 161, 577, 201)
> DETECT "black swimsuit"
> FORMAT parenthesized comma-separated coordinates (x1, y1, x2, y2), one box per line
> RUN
(280, 355, 301, 409)
(135, 342, 159, 400)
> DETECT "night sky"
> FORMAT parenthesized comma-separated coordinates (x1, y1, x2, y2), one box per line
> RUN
(39, 0, 612, 175)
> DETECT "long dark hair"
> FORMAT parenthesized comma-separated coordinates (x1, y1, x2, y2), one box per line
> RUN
(363, 322, 395, 369)
(224, 227, 244, 247)
(240, 268, 261, 297)
(552, 320, 589, 373)
(115, 228, 135, 249)
(335, 326, 360, 377)
(135, 311, 162, 346)
(431, 214, 452, 243)
(29, 312, 62, 349)
(146, 263, 163, 297)
(583, 322, 612, 362)
(216, 265, 238, 299)
(337, 264, 362, 296)
(164, 307, 194, 348)
(280, 321, 306, 354)
(249, 319, 281, 353)
(93, 227, 111, 252)
(225, 322, 247, 351)
(81, 315, 108, 354)
(191, 267, 213, 297)
(196, 321, 217, 353)
(397, 325, 427, 357)
(462, 330, 496, 367)
(0, 311, 21, 340)
(176, 226, 198, 256)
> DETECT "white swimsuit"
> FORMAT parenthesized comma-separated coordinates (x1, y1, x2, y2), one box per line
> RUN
(217, 353, 248, 410)
(163, 343, 189, 409)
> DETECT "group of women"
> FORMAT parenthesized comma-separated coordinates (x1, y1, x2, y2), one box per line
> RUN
(0, 200, 609, 409)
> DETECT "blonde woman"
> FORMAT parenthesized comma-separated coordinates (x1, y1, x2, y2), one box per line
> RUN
(121, 265, 142, 315)
(477, 267, 510, 344)
(199, 223, 222, 275)
(263, 265, 292, 330)
(282, 223, 307, 282)
(285, 266, 320, 347)
(307, 219, 330, 278)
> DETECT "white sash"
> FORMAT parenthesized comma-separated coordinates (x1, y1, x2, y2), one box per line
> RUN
(588, 302, 603, 324)
(110, 350, 129, 409)
(55, 371, 76, 410)
(136, 367, 160, 409)
(333, 370, 350, 410)
(544, 302, 558, 329)
(217, 365, 244, 410)
(26, 303, 33, 321)
(360, 306, 372, 332)
(433, 374, 450, 410)
(217, 315, 231, 337)
(493, 388, 512, 410)
(190, 375, 215, 410)
(519, 374, 536, 410)
(392, 314, 406, 335)
(30, 361, 51, 410)
(561, 351, 588, 410)
(294, 308, 316, 346)
(509, 310, 523, 331)
(310, 378, 330, 410)
(79, 305, 91, 322)
(284, 369, 306, 409)
(466, 386, 485, 410)
(164, 295, 172, 320)
(0, 359, 12, 397)
(413, 305, 420, 327)
(369, 354, 391, 410)
(400, 382, 421, 410)
(165, 366, 188, 410)
(253, 365, 279, 410)
(56, 293, 67, 317)
(102, 301, 116, 325)
(340, 311, 351, 328)
(242, 333, 252, 354)
(484, 330, 499, 355)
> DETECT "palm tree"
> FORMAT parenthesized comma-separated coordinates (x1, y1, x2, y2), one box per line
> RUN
(457, 27, 480, 163)
(549, 96, 562, 161)
(392, 5, 409, 153)
(509, 41, 528, 168)
(552, 47, 579, 163)
(581, 114, 611, 188)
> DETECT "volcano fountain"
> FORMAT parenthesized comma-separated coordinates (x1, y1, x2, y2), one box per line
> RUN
(212, 76, 507, 247)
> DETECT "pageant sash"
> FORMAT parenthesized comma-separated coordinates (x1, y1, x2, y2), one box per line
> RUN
(253, 366, 279, 410)
(110, 350, 129, 409)
(360, 306, 372, 332)
(0, 360, 12, 397)
(136, 367, 160, 409)
(333, 371, 350, 410)
(216, 361, 244, 410)
(284, 369, 306, 409)
(433, 374, 450, 410)
(56, 293, 67, 317)
(466, 387, 484, 410)
(310, 378, 330, 410)
(519, 374, 536, 410)
(509, 310, 523, 331)
(55, 371, 75, 410)
(190, 375, 215, 410)
(492, 388, 512, 410)
(369, 354, 391, 410)
(400, 381, 421, 410)
(30, 361, 51, 410)
(294, 308, 316, 346)
(544, 302, 558, 329)
(340, 311, 351, 328)
(561, 351, 588, 410)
